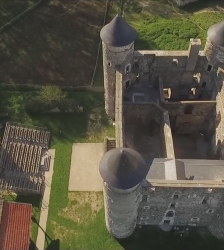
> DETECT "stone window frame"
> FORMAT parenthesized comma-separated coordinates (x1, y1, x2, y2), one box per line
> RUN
(191, 217, 200, 223)
(165, 210, 175, 218)
(125, 63, 131, 74)
(207, 64, 213, 72)
(206, 209, 214, 214)
(141, 194, 150, 202)
(169, 202, 178, 208)
(143, 206, 150, 210)
(172, 191, 181, 199)
(201, 196, 210, 204)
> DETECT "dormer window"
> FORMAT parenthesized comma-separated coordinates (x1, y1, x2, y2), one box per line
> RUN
(125, 64, 131, 74)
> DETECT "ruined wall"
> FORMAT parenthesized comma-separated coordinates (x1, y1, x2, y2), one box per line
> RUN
(102, 41, 134, 119)
(134, 48, 207, 88)
(123, 103, 162, 124)
(161, 101, 216, 116)
(138, 185, 224, 231)
(172, 0, 199, 6)
(103, 182, 141, 238)
(160, 111, 175, 159)
(210, 69, 224, 158)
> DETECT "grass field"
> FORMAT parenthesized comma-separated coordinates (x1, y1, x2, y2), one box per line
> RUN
(0, 0, 105, 86)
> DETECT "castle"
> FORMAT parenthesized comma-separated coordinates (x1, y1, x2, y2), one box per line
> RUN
(99, 15, 224, 239)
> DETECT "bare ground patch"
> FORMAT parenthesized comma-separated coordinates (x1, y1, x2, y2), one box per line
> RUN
(59, 192, 103, 224)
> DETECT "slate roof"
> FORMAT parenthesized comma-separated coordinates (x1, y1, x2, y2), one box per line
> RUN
(100, 14, 137, 47)
(208, 21, 224, 47)
(0, 201, 32, 250)
(99, 147, 149, 189)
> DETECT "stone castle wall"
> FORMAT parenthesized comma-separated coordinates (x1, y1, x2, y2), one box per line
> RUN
(103, 182, 141, 239)
(102, 42, 134, 119)
(210, 68, 224, 158)
(138, 185, 224, 231)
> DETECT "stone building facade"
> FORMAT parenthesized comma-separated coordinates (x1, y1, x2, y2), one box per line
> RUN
(99, 16, 224, 239)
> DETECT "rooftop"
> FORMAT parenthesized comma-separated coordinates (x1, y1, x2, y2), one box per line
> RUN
(0, 201, 32, 250)
(100, 14, 137, 47)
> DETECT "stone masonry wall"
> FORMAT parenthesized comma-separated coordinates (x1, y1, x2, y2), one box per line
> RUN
(134, 50, 207, 88)
(137, 185, 224, 231)
(161, 101, 216, 116)
(210, 69, 224, 158)
(115, 71, 124, 147)
(160, 111, 175, 159)
(102, 42, 134, 119)
(103, 182, 141, 239)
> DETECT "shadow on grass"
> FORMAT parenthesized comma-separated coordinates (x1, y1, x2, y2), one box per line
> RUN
(135, 37, 160, 51)
(179, 0, 224, 13)
(116, 226, 224, 250)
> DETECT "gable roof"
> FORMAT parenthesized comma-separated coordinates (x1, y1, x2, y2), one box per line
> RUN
(0, 201, 32, 250)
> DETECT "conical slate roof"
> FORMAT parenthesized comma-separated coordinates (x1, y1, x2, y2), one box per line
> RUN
(208, 21, 224, 47)
(100, 15, 137, 47)
(99, 147, 149, 190)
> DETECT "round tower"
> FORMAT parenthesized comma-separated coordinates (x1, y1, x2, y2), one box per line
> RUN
(204, 21, 224, 72)
(99, 147, 148, 239)
(100, 15, 137, 120)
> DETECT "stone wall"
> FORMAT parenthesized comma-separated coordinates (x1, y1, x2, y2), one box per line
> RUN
(102, 42, 134, 119)
(134, 49, 207, 88)
(210, 68, 224, 158)
(161, 101, 215, 116)
(138, 184, 224, 231)
(160, 111, 175, 159)
(115, 71, 124, 147)
(103, 182, 141, 239)
(172, 0, 199, 6)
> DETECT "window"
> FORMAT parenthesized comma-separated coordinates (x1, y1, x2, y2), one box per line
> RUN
(163, 219, 171, 225)
(125, 80, 130, 89)
(107, 61, 112, 67)
(202, 196, 209, 204)
(202, 81, 206, 89)
(166, 211, 175, 217)
(191, 217, 200, 223)
(172, 193, 180, 199)
(206, 209, 214, 214)
(143, 206, 150, 209)
(125, 64, 131, 74)
(169, 203, 176, 208)
(207, 64, 212, 71)
(142, 195, 148, 202)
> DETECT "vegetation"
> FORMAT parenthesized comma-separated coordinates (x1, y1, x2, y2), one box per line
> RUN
(0, 0, 106, 86)
(0, 89, 115, 249)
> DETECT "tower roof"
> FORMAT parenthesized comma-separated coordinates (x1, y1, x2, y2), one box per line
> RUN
(207, 21, 224, 47)
(99, 147, 149, 189)
(100, 15, 137, 47)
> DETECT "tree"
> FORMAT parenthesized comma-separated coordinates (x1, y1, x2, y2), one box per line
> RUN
(36, 85, 67, 108)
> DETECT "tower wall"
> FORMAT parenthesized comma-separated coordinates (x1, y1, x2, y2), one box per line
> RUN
(103, 181, 141, 238)
(204, 38, 224, 71)
(102, 42, 134, 119)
